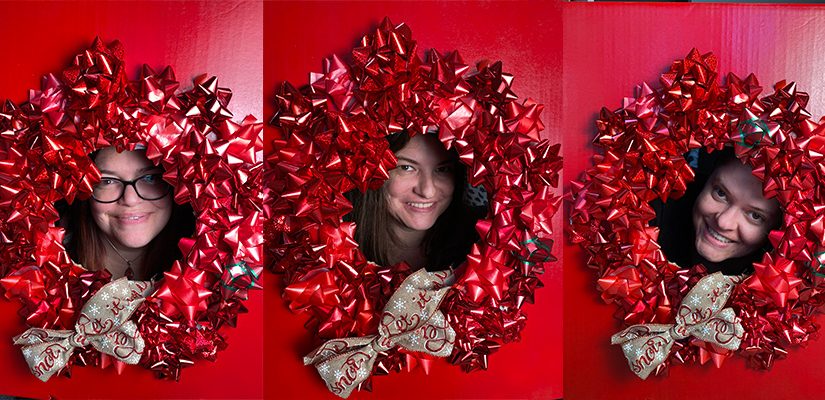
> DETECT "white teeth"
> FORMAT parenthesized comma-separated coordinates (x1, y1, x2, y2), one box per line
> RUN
(708, 227, 732, 243)
(407, 202, 434, 209)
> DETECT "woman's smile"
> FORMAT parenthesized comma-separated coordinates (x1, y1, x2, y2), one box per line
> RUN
(692, 160, 780, 262)
(91, 148, 173, 252)
(384, 134, 455, 239)
(697, 222, 736, 247)
(112, 212, 151, 224)
(405, 201, 437, 211)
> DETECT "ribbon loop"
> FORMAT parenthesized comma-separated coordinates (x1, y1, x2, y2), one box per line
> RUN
(304, 269, 456, 398)
(611, 272, 744, 379)
(13, 278, 151, 382)
(68, 333, 87, 348)
(668, 324, 689, 341)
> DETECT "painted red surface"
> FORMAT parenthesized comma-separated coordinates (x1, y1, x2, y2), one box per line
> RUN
(264, 2, 563, 399)
(7, 2, 817, 399)
(563, 4, 825, 400)
(0, 1, 262, 398)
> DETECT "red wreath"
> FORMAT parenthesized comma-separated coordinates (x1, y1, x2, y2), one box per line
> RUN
(0, 38, 263, 379)
(266, 18, 561, 394)
(569, 49, 825, 376)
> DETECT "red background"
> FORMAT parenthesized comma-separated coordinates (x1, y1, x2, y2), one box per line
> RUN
(264, 2, 563, 399)
(563, 3, 825, 400)
(0, 1, 263, 398)
(6, 2, 819, 399)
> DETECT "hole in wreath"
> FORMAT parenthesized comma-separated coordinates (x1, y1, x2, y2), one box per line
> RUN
(650, 146, 782, 276)
(55, 147, 196, 281)
(344, 131, 484, 272)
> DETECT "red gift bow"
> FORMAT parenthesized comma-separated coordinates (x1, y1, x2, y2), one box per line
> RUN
(0, 37, 263, 380)
(153, 261, 213, 322)
(268, 17, 561, 381)
(569, 48, 825, 373)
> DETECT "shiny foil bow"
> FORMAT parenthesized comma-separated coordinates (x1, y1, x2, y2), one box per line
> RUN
(269, 18, 562, 379)
(0, 38, 262, 380)
(13, 278, 151, 382)
(304, 269, 455, 398)
(611, 273, 744, 379)
(569, 48, 825, 372)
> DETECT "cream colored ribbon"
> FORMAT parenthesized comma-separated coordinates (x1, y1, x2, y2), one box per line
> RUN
(13, 278, 152, 382)
(304, 269, 456, 399)
(611, 272, 744, 379)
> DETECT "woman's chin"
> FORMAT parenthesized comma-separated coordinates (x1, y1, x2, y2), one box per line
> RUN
(111, 236, 153, 251)
(695, 240, 730, 263)
(402, 219, 438, 232)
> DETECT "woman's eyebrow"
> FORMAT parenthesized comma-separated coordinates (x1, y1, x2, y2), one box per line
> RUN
(396, 157, 419, 165)
(749, 205, 770, 214)
(139, 166, 163, 173)
(716, 176, 773, 214)
(99, 166, 161, 175)
(746, 201, 775, 215)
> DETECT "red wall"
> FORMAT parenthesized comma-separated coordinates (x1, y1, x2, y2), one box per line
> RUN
(5, 2, 818, 399)
(0, 1, 262, 398)
(563, 4, 825, 399)
(264, 2, 563, 399)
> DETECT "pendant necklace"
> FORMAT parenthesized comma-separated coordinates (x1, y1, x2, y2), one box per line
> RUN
(103, 236, 141, 269)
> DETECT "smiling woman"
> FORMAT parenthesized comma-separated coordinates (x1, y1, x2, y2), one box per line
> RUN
(61, 147, 195, 281)
(653, 148, 782, 275)
(692, 158, 781, 263)
(347, 131, 479, 272)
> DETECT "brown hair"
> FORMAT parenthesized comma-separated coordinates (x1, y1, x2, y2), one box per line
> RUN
(66, 199, 194, 279)
(62, 150, 195, 279)
(347, 132, 478, 270)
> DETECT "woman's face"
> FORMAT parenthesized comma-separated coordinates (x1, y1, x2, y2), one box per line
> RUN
(384, 134, 455, 238)
(90, 148, 173, 251)
(692, 160, 780, 262)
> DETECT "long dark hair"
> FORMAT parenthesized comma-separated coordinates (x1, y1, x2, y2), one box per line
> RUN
(347, 132, 479, 271)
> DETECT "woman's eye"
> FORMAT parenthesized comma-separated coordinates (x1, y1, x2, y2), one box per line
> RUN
(140, 174, 162, 184)
(747, 211, 766, 224)
(99, 178, 119, 186)
(435, 165, 453, 174)
(397, 165, 415, 172)
(711, 186, 727, 200)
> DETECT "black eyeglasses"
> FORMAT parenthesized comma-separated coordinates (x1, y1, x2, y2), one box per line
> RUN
(92, 174, 171, 203)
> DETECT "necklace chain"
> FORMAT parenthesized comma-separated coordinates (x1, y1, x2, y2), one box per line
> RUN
(103, 236, 140, 268)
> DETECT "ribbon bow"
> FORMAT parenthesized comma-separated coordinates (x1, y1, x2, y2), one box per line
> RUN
(13, 278, 152, 382)
(611, 272, 744, 379)
(304, 269, 456, 398)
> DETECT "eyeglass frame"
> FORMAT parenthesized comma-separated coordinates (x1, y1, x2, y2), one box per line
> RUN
(91, 174, 172, 204)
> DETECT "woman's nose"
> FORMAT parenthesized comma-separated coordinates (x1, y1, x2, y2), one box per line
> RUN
(716, 206, 738, 231)
(413, 172, 436, 198)
(119, 184, 141, 205)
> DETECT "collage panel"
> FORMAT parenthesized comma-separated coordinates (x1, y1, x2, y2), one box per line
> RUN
(264, 1, 563, 399)
(0, 1, 263, 398)
(564, 3, 825, 399)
